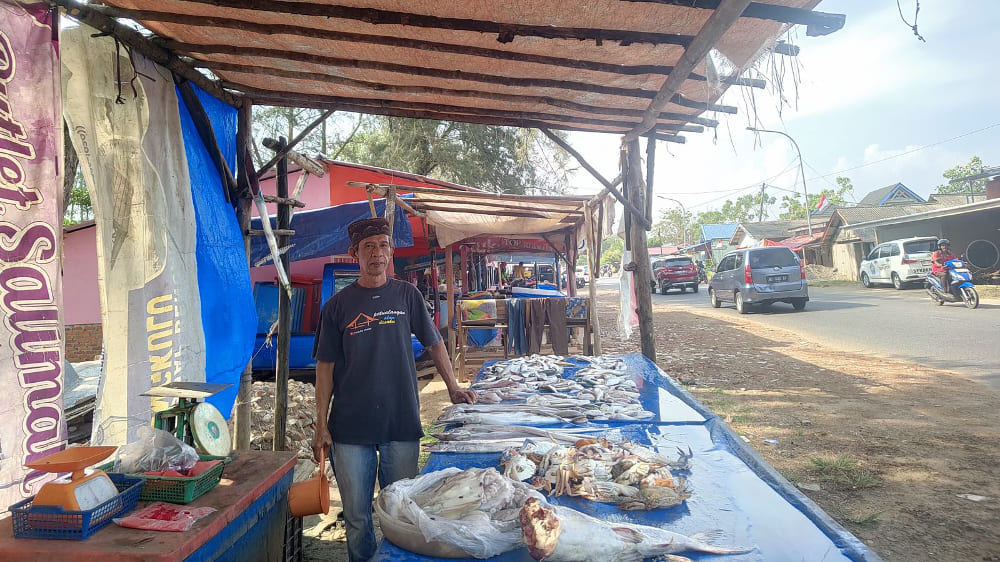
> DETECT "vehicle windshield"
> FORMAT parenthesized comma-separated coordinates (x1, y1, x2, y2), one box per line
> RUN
(664, 258, 693, 267)
(748, 248, 798, 268)
(903, 240, 937, 254)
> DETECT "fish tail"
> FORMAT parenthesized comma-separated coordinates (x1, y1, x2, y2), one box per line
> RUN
(688, 531, 754, 554)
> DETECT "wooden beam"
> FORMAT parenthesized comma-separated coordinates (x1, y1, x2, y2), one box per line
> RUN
(51, 0, 241, 107)
(411, 200, 583, 215)
(132, 0, 696, 47)
(160, 39, 765, 87)
(583, 203, 602, 354)
(445, 245, 455, 362)
(624, 140, 656, 360)
(192, 58, 739, 114)
(348, 181, 592, 203)
(241, 86, 719, 128)
(618, 0, 846, 36)
(540, 128, 653, 231)
(626, 0, 752, 141)
(256, 109, 334, 176)
(645, 138, 656, 225)
(413, 204, 551, 219)
(273, 138, 291, 452)
(234, 100, 253, 451)
(245, 89, 701, 135)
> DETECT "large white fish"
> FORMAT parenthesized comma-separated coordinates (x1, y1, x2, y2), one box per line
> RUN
(519, 497, 752, 561)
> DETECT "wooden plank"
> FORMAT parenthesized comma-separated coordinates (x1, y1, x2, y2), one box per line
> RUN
(645, 138, 656, 225)
(409, 200, 584, 215)
(445, 245, 456, 367)
(626, 0, 752, 141)
(232, 86, 720, 128)
(161, 40, 764, 86)
(624, 140, 656, 360)
(235, 102, 253, 451)
(619, 0, 846, 35)
(190, 58, 737, 113)
(125, 1, 696, 47)
(274, 140, 291, 452)
(415, 204, 551, 219)
(261, 195, 305, 208)
(584, 204, 602, 354)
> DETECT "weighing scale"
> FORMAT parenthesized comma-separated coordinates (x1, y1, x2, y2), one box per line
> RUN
(143, 382, 233, 456)
(26, 447, 119, 511)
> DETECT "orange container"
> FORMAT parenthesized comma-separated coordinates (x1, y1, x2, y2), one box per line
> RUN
(288, 448, 330, 517)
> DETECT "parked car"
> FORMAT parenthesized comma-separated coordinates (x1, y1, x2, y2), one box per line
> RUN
(575, 265, 590, 287)
(650, 256, 699, 294)
(859, 236, 937, 289)
(708, 246, 808, 313)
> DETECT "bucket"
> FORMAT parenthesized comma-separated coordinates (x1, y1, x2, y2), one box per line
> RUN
(288, 448, 330, 517)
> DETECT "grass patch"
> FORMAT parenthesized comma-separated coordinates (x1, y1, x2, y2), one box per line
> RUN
(729, 413, 755, 425)
(809, 456, 882, 489)
(830, 506, 883, 528)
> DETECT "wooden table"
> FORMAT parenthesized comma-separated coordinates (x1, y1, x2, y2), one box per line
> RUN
(0, 450, 297, 562)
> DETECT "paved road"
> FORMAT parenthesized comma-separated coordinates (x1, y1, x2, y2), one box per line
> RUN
(596, 277, 1000, 388)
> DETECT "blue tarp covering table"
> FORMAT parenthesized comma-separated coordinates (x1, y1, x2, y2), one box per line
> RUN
(373, 353, 881, 562)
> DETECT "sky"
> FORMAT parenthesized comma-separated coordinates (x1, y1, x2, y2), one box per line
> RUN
(564, 1, 1000, 222)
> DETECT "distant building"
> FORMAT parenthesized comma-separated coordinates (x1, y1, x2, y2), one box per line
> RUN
(857, 183, 925, 206)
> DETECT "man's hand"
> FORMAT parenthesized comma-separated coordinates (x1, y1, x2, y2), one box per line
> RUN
(449, 388, 478, 404)
(311, 427, 332, 464)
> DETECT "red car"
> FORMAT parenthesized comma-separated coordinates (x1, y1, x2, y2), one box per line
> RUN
(651, 256, 699, 294)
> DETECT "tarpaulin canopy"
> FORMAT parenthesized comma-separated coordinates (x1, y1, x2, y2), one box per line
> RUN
(764, 232, 822, 250)
(250, 197, 413, 264)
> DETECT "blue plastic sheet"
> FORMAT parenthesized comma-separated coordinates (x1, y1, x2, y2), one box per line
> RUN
(249, 198, 413, 265)
(176, 84, 256, 418)
(373, 353, 881, 562)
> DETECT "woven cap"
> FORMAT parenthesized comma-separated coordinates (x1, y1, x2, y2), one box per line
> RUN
(348, 217, 391, 246)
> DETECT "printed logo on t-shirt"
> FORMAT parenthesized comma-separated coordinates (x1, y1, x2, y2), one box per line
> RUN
(346, 309, 406, 336)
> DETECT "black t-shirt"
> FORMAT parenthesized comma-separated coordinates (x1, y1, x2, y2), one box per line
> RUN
(312, 279, 441, 444)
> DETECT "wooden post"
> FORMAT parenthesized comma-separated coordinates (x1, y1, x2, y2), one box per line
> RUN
(234, 101, 253, 451)
(445, 245, 455, 362)
(273, 137, 291, 452)
(625, 139, 656, 361)
(566, 232, 577, 296)
(584, 204, 603, 355)
(384, 185, 396, 241)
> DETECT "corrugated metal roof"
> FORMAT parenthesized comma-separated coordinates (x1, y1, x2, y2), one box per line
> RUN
(701, 223, 738, 241)
(737, 219, 807, 240)
(857, 183, 924, 206)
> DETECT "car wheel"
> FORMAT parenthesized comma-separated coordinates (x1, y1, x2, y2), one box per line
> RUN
(860, 272, 871, 288)
(792, 298, 807, 311)
(735, 291, 748, 314)
(693, 283, 700, 293)
(659, 283, 669, 295)
(679, 286, 686, 294)
(891, 272, 903, 290)
(710, 288, 721, 308)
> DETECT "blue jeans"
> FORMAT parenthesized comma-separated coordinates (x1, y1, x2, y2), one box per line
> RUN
(331, 441, 419, 562)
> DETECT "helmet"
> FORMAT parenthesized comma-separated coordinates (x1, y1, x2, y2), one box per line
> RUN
(937, 238, 950, 247)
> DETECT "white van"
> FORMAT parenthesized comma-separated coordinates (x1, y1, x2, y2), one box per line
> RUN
(575, 265, 590, 287)
(859, 236, 937, 289)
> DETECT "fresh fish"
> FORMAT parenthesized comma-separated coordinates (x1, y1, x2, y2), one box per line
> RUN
(519, 497, 753, 561)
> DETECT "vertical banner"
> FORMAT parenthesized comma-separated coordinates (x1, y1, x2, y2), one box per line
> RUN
(62, 24, 206, 446)
(0, 2, 66, 512)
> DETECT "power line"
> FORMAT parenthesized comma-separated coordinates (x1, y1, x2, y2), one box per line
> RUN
(803, 120, 1000, 182)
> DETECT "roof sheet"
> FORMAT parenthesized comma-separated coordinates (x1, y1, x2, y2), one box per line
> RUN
(701, 223, 739, 241)
(84, 0, 837, 139)
(737, 219, 807, 240)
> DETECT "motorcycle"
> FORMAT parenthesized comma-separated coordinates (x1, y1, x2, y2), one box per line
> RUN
(925, 258, 979, 309)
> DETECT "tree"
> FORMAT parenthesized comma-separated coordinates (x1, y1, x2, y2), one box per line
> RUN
(600, 237, 624, 267)
(779, 176, 853, 220)
(336, 116, 576, 194)
(935, 156, 993, 194)
(63, 168, 92, 225)
(651, 207, 688, 246)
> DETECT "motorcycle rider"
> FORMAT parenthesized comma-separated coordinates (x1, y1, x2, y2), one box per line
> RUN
(931, 238, 958, 292)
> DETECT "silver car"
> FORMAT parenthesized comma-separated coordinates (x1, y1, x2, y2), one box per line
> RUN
(708, 247, 809, 313)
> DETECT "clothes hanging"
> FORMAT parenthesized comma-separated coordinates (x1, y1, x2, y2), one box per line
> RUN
(507, 298, 528, 356)
(526, 298, 569, 355)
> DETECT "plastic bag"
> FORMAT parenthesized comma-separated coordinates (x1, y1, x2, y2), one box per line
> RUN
(378, 467, 545, 559)
(115, 426, 199, 474)
(114, 502, 216, 532)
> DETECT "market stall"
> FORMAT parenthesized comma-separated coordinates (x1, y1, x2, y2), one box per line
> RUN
(371, 354, 880, 561)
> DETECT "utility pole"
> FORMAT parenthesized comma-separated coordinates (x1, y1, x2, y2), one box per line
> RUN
(747, 127, 811, 236)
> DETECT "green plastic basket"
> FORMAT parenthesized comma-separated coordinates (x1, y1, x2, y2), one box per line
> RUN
(100, 455, 229, 504)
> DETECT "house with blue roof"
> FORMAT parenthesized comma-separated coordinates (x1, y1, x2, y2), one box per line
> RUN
(687, 223, 738, 266)
(857, 183, 925, 207)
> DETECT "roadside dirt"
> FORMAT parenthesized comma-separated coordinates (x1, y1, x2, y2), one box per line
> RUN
(304, 286, 999, 561)
(595, 285, 1000, 561)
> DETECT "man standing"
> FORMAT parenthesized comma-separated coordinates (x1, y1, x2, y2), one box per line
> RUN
(311, 217, 476, 561)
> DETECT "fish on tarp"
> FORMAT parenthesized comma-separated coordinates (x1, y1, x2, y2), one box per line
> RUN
(519, 497, 752, 561)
